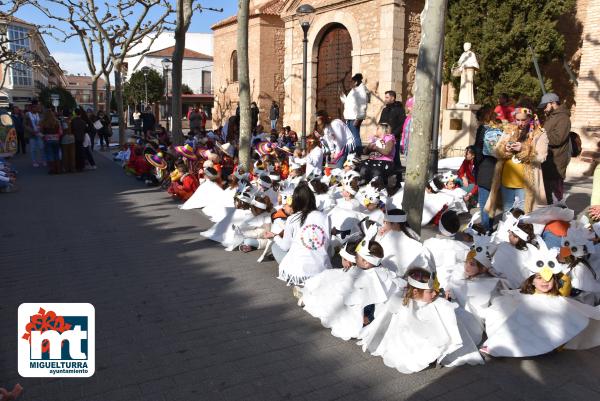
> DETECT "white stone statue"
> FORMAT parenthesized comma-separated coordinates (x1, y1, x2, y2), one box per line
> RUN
(452, 42, 479, 106)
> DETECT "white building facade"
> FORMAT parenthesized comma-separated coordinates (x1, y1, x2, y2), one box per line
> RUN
(0, 17, 64, 107)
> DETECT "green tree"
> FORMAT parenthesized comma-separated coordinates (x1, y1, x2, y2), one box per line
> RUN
(38, 86, 77, 111)
(181, 83, 193, 94)
(123, 68, 164, 106)
(444, 0, 575, 107)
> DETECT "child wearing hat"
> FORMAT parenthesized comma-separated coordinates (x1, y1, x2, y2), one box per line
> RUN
(168, 160, 199, 201)
(481, 242, 600, 358)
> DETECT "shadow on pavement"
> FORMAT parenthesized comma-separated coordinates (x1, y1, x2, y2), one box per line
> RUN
(2, 153, 600, 401)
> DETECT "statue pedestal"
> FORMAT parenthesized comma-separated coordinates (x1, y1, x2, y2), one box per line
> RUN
(441, 104, 481, 157)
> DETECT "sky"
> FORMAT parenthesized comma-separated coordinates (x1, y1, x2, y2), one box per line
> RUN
(14, 0, 237, 75)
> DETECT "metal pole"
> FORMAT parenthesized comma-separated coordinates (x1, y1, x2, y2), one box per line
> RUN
(529, 45, 546, 95)
(301, 23, 309, 150)
(144, 74, 148, 107)
(166, 71, 170, 135)
(163, 68, 168, 134)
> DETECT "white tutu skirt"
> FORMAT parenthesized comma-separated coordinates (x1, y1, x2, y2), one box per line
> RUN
(180, 180, 224, 211)
(302, 267, 401, 341)
(201, 208, 253, 247)
(358, 296, 483, 374)
(202, 187, 236, 222)
(483, 291, 600, 357)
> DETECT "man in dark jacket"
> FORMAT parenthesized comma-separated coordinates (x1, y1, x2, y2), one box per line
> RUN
(141, 106, 156, 136)
(70, 108, 89, 171)
(269, 101, 279, 131)
(378, 90, 406, 168)
(539, 93, 571, 203)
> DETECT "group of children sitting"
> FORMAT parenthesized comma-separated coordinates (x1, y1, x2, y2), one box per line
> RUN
(117, 129, 600, 374)
(0, 156, 18, 193)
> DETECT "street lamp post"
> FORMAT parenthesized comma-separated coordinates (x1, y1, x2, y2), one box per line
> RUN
(141, 66, 150, 109)
(297, 4, 315, 150)
(161, 58, 173, 135)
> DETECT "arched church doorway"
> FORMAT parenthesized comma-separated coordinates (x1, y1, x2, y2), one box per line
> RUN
(316, 24, 353, 120)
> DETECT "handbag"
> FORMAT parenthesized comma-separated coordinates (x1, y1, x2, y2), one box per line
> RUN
(93, 120, 103, 130)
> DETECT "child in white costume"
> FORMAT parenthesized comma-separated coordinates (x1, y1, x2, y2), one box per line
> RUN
(482, 244, 600, 357)
(492, 220, 539, 289)
(255, 175, 279, 207)
(423, 210, 470, 284)
(201, 185, 253, 247)
(180, 170, 224, 212)
(275, 183, 331, 285)
(439, 171, 468, 214)
(560, 222, 600, 298)
(357, 184, 385, 226)
(376, 209, 426, 276)
(422, 177, 454, 226)
(445, 235, 508, 341)
(302, 228, 401, 340)
(308, 178, 336, 213)
(358, 268, 484, 374)
(334, 170, 362, 211)
(235, 194, 274, 252)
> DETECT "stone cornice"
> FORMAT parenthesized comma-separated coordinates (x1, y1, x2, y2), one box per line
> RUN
(281, 0, 390, 23)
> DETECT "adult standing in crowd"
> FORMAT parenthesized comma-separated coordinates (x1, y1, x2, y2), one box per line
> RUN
(539, 93, 571, 203)
(494, 93, 515, 123)
(378, 90, 406, 169)
(25, 101, 44, 167)
(314, 110, 355, 168)
(485, 106, 542, 215)
(133, 108, 142, 136)
(400, 97, 414, 156)
(60, 109, 76, 173)
(341, 73, 369, 156)
(96, 110, 111, 151)
(70, 108, 88, 172)
(40, 110, 61, 174)
(142, 106, 156, 137)
(269, 101, 279, 131)
(473, 108, 498, 232)
(12, 106, 26, 154)
(250, 102, 259, 131)
(86, 109, 97, 151)
(189, 106, 203, 134)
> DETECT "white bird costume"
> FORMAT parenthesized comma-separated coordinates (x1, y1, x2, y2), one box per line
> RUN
(358, 273, 484, 373)
(483, 245, 600, 357)
(302, 228, 401, 340)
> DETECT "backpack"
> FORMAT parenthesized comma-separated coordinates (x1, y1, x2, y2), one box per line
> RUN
(482, 126, 503, 157)
(569, 131, 582, 157)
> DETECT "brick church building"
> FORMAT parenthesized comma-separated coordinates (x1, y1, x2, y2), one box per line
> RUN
(211, 0, 424, 136)
(211, 0, 600, 168)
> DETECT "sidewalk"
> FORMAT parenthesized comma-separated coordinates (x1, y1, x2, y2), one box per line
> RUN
(1, 153, 599, 401)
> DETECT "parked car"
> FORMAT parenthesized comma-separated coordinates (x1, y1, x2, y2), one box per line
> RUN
(111, 114, 119, 126)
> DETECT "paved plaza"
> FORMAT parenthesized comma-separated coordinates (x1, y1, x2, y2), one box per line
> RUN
(2, 153, 600, 401)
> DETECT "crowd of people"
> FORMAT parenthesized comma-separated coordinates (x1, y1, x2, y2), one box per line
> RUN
(7, 100, 109, 175)
(110, 85, 600, 374)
